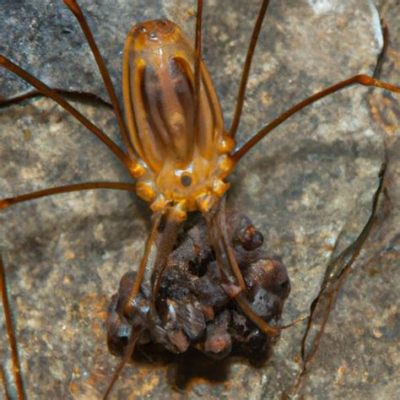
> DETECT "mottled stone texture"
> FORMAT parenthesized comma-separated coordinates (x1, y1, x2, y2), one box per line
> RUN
(0, 1, 399, 399)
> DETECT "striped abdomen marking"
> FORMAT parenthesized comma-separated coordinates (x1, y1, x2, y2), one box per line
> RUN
(123, 20, 234, 217)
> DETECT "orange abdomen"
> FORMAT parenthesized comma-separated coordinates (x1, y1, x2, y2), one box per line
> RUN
(123, 20, 234, 218)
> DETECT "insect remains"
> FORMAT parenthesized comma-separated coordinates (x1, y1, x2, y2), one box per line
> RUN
(107, 212, 291, 387)
(1, 0, 400, 398)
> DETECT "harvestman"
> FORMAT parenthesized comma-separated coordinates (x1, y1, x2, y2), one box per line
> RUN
(1, 0, 400, 398)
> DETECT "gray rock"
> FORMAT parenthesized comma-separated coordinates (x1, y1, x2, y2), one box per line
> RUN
(0, 0, 399, 399)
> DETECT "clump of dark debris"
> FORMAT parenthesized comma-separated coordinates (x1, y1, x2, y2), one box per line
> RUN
(107, 213, 290, 386)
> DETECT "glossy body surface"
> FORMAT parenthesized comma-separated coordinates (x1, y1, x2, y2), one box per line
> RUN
(0, 0, 400, 399)
(123, 19, 234, 216)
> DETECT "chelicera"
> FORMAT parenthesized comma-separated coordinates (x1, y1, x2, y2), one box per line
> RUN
(1, 0, 399, 398)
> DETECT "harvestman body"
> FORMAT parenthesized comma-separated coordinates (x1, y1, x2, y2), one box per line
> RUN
(1, 0, 400, 398)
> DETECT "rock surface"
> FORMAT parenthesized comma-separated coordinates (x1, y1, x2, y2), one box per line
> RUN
(0, 0, 399, 399)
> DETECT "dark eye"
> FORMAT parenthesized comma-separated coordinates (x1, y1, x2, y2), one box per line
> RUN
(180, 174, 192, 187)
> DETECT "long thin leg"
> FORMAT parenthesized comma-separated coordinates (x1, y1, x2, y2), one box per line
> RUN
(0, 55, 134, 173)
(0, 89, 112, 109)
(0, 255, 26, 400)
(149, 216, 181, 312)
(232, 75, 400, 162)
(0, 182, 136, 210)
(123, 212, 162, 316)
(103, 330, 142, 400)
(63, 0, 135, 157)
(193, 0, 204, 141)
(0, 364, 11, 400)
(218, 197, 246, 291)
(228, 0, 270, 138)
(106, 213, 178, 397)
(205, 209, 280, 337)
